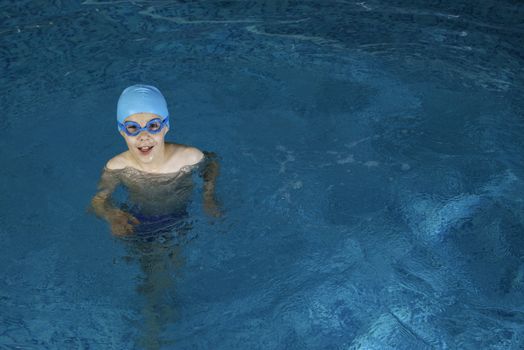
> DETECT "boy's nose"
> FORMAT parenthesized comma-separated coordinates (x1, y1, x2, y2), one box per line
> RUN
(137, 130, 151, 140)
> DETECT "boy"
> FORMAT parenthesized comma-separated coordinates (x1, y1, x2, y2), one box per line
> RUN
(91, 84, 220, 236)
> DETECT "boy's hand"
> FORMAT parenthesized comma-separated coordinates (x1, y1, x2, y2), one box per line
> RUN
(106, 209, 140, 236)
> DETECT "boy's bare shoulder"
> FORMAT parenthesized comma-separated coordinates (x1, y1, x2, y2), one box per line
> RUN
(106, 151, 131, 170)
(168, 143, 204, 168)
(181, 145, 205, 165)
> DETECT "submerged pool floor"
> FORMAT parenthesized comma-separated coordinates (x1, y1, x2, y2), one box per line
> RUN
(1, 1, 524, 349)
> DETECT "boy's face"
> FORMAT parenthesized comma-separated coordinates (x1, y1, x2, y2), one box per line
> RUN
(120, 112, 169, 164)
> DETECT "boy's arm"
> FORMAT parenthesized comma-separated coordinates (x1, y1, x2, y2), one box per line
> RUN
(90, 168, 119, 219)
(90, 168, 139, 235)
(201, 152, 222, 217)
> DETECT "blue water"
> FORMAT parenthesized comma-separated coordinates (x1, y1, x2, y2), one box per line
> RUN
(1, 1, 524, 349)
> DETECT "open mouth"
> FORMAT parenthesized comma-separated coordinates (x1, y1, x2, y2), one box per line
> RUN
(137, 146, 154, 155)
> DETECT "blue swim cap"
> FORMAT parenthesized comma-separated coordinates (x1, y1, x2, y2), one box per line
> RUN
(117, 84, 169, 124)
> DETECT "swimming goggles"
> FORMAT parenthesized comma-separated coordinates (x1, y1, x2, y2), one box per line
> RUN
(118, 117, 169, 136)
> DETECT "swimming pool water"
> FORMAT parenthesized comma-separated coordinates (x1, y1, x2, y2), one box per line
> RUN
(1, 1, 524, 349)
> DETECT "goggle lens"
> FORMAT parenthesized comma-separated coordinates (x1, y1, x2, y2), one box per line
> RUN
(125, 124, 139, 134)
(147, 120, 162, 132)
